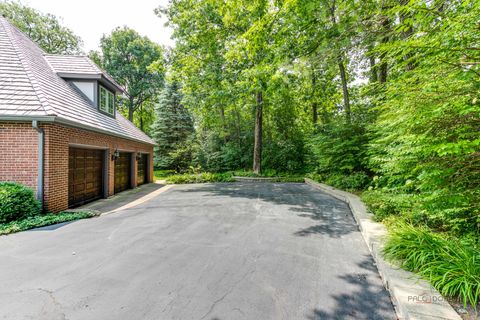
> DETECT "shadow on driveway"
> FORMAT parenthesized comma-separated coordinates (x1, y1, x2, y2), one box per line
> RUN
(176, 182, 359, 238)
(306, 256, 395, 320)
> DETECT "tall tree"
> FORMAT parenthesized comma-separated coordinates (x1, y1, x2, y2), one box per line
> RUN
(0, 1, 82, 54)
(151, 81, 194, 170)
(95, 27, 165, 123)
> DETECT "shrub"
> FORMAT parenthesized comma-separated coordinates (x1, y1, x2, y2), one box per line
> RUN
(361, 190, 419, 222)
(325, 172, 370, 191)
(166, 172, 234, 184)
(154, 169, 176, 180)
(384, 223, 480, 307)
(307, 172, 370, 191)
(0, 182, 41, 223)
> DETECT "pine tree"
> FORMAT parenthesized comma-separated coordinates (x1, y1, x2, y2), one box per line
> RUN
(151, 82, 194, 170)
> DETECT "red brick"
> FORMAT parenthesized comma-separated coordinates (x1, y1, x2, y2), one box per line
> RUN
(0, 122, 154, 213)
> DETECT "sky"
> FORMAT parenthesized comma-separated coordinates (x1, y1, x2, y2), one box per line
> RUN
(22, 0, 174, 52)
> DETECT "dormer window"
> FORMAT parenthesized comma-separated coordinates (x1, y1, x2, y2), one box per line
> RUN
(99, 85, 115, 116)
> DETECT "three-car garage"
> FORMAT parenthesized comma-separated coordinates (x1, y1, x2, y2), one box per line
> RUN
(68, 147, 150, 208)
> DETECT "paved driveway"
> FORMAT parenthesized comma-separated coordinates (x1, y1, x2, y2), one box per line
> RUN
(0, 183, 396, 320)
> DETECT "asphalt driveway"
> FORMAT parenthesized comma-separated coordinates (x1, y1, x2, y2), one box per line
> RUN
(0, 183, 396, 320)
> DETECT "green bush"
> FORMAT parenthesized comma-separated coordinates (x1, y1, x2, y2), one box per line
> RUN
(384, 223, 480, 307)
(0, 182, 41, 223)
(361, 190, 419, 222)
(166, 172, 235, 184)
(325, 172, 370, 191)
(306, 172, 370, 191)
(154, 169, 177, 180)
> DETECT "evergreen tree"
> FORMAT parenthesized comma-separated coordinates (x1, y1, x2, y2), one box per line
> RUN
(151, 82, 194, 171)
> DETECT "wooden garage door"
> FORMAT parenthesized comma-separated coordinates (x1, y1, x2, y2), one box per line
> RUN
(114, 152, 131, 193)
(68, 148, 104, 208)
(137, 154, 148, 186)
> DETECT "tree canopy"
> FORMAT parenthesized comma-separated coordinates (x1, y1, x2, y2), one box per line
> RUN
(91, 27, 165, 129)
(156, 0, 480, 237)
(0, 1, 82, 54)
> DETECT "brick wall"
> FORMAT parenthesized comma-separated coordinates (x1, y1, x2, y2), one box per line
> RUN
(42, 123, 154, 212)
(0, 121, 154, 213)
(0, 122, 38, 191)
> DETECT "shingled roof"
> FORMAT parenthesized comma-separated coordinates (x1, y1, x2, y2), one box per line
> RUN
(0, 16, 155, 145)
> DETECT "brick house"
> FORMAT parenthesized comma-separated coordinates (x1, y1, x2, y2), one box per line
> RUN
(0, 16, 156, 212)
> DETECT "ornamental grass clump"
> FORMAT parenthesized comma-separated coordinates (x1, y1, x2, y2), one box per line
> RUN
(384, 223, 480, 308)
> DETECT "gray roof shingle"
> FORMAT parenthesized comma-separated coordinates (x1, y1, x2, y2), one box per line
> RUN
(44, 54, 124, 92)
(0, 16, 155, 145)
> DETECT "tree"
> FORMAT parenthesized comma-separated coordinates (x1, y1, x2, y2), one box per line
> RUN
(151, 81, 194, 170)
(0, 1, 82, 54)
(96, 27, 165, 124)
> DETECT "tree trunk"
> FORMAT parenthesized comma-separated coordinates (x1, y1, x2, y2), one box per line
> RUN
(399, 0, 415, 70)
(338, 58, 351, 122)
(311, 70, 318, 124)
(138, 105, 144, 131)
(219, 106, 227, 143)
(378, 15, 390, 83)
(368, 46, 378, 83)
(312, 102, 318, 124)
(253, 91, 263, 174)
(128, 97, 134, 122)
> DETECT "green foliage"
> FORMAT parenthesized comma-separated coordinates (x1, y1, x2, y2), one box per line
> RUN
(0, 1, 82, 54)
(310, 120, 370, 175)
(325, 172, 370, 191)
(362, 190, 420, 222)
(151, 81, 194, 170)
(93, 27, 165, 124)
(306, 172, 369, 191)
(233, 170, 304, 182)
(153, 169, 176, 180)
(0, 182, 40, 223)
(367, 0, 480, 235)
(166, 172, 235, 184)
(384, 224, 480, 308)
(0, 211, 97, 235)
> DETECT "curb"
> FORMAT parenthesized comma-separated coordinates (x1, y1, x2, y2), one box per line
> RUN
(304, 178, 461, 320)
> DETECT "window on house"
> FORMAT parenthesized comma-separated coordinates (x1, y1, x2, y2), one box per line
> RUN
(99, 85, 115, 115)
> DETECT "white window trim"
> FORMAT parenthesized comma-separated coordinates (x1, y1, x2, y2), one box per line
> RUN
(99, 85, 115, 116)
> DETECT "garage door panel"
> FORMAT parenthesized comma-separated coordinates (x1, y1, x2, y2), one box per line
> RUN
(114, 152, 131, 193)
(137, 154, 147, 186)
(69, 148, 104, 208)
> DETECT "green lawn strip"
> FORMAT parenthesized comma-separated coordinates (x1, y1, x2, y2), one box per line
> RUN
(0, 211, 98, 235)
(154, 169, 177, 181)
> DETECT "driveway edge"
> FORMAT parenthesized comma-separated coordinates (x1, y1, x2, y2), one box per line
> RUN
(304, 178, 461, 320)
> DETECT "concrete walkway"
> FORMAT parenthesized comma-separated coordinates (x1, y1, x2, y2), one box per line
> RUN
(0, 183, 396, 320)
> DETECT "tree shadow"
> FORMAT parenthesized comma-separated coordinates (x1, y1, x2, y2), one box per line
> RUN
(176, 183, 359, 238)
(306, 255, 396, 320)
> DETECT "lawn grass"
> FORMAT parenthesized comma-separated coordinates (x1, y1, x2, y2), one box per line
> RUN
(0, 211, 98, 235)
(154, 169, 177, 180)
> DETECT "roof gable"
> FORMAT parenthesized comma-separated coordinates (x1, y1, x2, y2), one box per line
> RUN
(0, 16, 154, 145)
(44, 54, 124, 93)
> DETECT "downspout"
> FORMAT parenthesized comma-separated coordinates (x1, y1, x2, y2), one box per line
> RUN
(32, 120, 44, 209)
